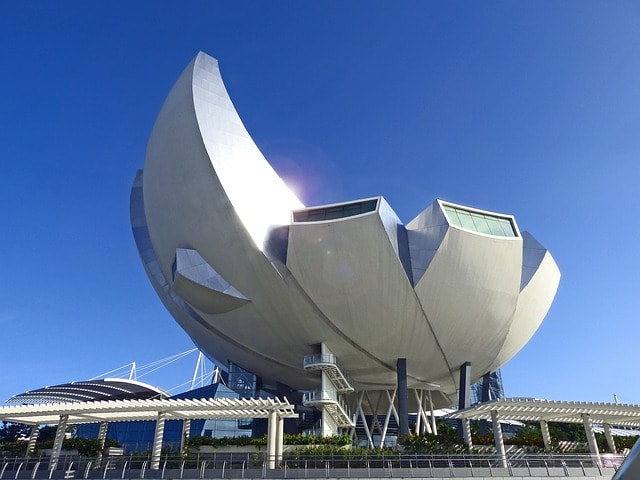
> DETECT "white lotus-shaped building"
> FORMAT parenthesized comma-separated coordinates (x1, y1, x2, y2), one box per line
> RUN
(131, 52, 560, 437)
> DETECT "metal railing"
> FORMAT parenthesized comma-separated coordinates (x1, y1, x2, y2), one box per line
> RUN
(302, 390, 353, 427)
(302, 389, 341, 404)
(0, 452, 625, 479)
(302, 354, 354, 393)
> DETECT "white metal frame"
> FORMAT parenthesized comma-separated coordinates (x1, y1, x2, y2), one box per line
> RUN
(0, 397, 297, 471)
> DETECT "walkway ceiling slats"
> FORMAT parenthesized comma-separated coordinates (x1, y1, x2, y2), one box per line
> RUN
(448, 398, 640, 427)
(0, 397, 298, 425)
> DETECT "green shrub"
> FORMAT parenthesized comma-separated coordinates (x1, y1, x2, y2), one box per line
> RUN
(0, 441, 27, 456)
(284, 433, 351, 446)
(510, 424, 545, 449)
(398, 432, 465, 454)
(186, 433, 351, 449)
(185, 435, 257, 448)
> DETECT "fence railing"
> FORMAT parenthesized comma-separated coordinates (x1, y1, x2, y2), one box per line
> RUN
(0, 452, 625, 479)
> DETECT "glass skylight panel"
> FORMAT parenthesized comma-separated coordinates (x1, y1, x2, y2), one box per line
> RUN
(471, 213, 492, 235)
(485, 216, 506, 236)
(443, 206, 461, 227)
(457, 211, 476, 231)
(442, 204, 517, 237)
(498, 218, 515, 236)
(293, 199, 378, 223)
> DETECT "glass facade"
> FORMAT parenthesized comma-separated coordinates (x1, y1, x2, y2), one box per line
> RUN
(470, 370, 505, 405)
(74, 383, 255, 452)
(293, 199, 378, 223)
(227, 361, 274, 436)
(228, 362, 259, 398)
(442, 205, 516, 237)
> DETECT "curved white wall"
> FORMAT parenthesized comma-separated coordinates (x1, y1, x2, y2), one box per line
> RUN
(133, 52, 561, 406)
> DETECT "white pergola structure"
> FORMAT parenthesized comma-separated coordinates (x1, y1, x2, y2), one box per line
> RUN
(0, 397, 298, 471)
(448, 398, 640, 467)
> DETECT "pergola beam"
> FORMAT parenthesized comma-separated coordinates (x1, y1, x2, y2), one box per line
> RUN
(447, 396, 640, 461)
(448, 398, 640, 429)
(0, 397, 298, 471)
(0, 397, 298, 426)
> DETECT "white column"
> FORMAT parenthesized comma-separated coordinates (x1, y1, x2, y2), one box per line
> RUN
(267, 410, 277, 469)
(357, 397, 374, 449)
(349, 395, 357, 442)
(151, 411, 166, 470)
(365, 392, 383, 441)
(491, 410, 507, 468)
(95, 421, 109, 466)
(581, 413, 601, 466)
(97, 421, 108, 449)
(180, 419, 191, 452)
(540, 419, 552, 452)
(49, 415, 69, 471)
(275, 416, 284, 464)
(320, 343, 339, 437)
(603, 423, 617, 454)
(428, 390, 438, 436)
(380, 390, 396, 448)
(412, 389, 431, 435)
(421, 392, 432, 435)
(413, 390, 422, 434)
(26, 424, 39, 456)
(462, 418, 473, 451)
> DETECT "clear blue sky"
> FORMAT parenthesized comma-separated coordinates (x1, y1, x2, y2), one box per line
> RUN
(1, 1, 639, 405)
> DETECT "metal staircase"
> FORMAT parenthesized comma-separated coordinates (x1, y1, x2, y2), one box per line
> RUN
(302, 353, 355, 428)
(303, 390, 354, 427)
(303, 353, 355, 393)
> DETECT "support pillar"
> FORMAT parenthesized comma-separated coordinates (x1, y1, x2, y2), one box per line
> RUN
(356, 392, 374, 448)
(49, 415, 69, 471)
(458, 362, 471, 409)
(423, 393, 433, 434)
(380, 390, 396, 448)
(320, 343, 339, 437)
(462, 418, 473, 451)
(540, 419, 552, 452)
(458, 362, 471, 439)
(479, 372, 491, 436)
(26, 424, 39, 457)
(603, 423, 617, 454)
(491, 410, 507, 468)
(267, 410, 277, 469)
(151, 412, 166, 470)
(365, 392, 383, 441)
(97, 421, 108, 449)
(413, 390, 422, 435)
(581, 413, 601, 466)
(417, 390, 432, 435)
(396, 358, 409, 436)
(275, 415, 284, 464)
(95, 421, 109, 466)
(428, 390, 437, 435)
(180, 419, 191, 452)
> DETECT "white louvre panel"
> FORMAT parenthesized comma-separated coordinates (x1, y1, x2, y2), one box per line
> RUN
(448, 397, 640, 427)
(0, 396, 298, 425)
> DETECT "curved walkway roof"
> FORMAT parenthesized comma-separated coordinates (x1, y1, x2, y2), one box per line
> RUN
(6, 378, 169, 405)
(447, 397, 640, 427)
